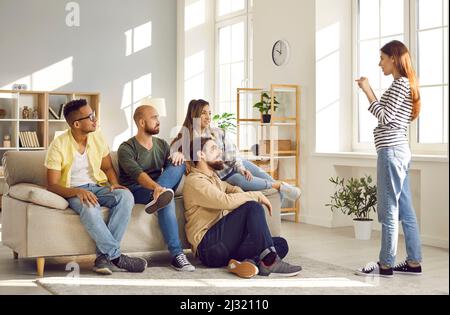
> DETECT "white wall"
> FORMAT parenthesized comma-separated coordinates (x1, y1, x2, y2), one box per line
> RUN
(252, 0, 316, 221)
(0, 0, 177, 148)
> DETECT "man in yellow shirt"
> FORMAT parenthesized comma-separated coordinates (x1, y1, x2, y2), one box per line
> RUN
(183, 137, 302, 278)
(45, 99, 147, 275)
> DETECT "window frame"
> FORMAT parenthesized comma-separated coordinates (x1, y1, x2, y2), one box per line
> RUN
(352, 0, 449, 155)
(214, 0, 253, 116)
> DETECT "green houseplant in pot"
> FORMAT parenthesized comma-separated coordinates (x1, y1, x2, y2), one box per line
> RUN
(326, 175, 377, 240)
(213, 112, 237, 133)
(253, 92, 279, 123)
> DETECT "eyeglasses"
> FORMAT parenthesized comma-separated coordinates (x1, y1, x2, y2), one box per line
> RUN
(74, 112, 96, 122)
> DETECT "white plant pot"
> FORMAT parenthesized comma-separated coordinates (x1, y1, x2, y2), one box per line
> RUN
(353, 219, 373, 240)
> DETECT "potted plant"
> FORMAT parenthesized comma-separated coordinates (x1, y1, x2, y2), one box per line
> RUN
(212, 112, 237, 133)
(253, 92, 279, 123)
(326, 175, 377, 240)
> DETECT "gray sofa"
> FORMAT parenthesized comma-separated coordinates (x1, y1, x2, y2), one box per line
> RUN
(1, 150, 281, 276)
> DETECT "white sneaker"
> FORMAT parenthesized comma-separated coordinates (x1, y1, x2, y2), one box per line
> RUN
(280, 182, 301, 201)
(145, 189, 174, 214)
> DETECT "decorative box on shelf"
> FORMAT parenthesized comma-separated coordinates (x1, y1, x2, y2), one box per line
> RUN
(259, 140, 292, 156)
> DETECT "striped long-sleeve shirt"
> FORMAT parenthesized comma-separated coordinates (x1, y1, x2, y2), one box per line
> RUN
(368, 77, 413, 151)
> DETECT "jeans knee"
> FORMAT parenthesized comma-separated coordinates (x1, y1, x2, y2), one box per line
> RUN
(244, 200, 262, 209)
(79, 205, 102, 219)
(115, 189, 134, 209)
(245, 201, 264, 214)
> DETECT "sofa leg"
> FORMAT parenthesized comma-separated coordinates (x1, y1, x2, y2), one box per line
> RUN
(13, 251, 18, 260)
(36, 257, 45, 277)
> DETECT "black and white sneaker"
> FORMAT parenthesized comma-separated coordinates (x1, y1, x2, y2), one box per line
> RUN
(355, 262, 393, 278)
(393, 260, 422, 275)
(171, 253, 195, 272)
(145, 189, 174, 214)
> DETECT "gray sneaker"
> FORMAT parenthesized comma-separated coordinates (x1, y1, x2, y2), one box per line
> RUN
(280, 183, 301, 201)
(93, 255, 114, 275)
(258, 256, 302, 277)
(112, 254, 147, 273)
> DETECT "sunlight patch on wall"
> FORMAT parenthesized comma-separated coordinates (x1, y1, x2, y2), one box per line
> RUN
(1, 75, 32, 90)
(185, 0, 206, 32)
(32, 57, 73, 91)
(1, 57, 73, 91)
(125, 21, 153, 56)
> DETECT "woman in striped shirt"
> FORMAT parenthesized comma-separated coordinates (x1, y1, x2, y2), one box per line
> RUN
(355, 40, 423, 278)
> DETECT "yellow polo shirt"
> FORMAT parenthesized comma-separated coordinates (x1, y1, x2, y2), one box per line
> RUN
(44, 129, 110, 188)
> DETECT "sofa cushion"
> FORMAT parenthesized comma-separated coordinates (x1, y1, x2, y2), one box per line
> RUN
(3, 151, 47, 187)
(9, 183, 69, 210)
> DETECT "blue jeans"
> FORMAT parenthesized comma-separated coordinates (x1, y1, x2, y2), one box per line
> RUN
(67, 184, 134, 260)
(377, 145, 422, 267)
(198, 201, 289, 268)
(129, 163, 186, 257)
(224, 160, 284, 203)
(224, 160, 275, 191)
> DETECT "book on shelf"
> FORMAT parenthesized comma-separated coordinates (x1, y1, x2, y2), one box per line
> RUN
(32, 131, 40, 147)
(19, 131, 40, 148)
(58, 103, 65, 119)
(49, 107, 59, 119)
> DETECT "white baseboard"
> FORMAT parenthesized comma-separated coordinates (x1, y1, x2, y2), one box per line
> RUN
(299, 214, 333, 227)
(421, 235, 449, 249)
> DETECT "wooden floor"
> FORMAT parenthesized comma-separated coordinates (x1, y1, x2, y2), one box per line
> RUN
(0, 213, 448, 295)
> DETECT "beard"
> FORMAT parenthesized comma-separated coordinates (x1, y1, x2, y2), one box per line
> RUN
(144, 123, 160, 135)
(207, 160, 225, 171)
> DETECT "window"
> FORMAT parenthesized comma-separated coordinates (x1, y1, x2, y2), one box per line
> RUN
(215, 0, 253, 116)
(354, 0, 449, 154)
(414, 0, 449, 148)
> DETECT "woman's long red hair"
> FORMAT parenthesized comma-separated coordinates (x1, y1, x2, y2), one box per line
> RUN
(381, 40, 421, 121)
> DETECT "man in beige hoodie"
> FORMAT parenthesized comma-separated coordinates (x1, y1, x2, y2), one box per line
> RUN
(182, 137, 302, 278)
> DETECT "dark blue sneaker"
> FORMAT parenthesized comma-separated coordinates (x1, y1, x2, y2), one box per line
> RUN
(355, 262, 393, 278)
(393, 260, 422, 275)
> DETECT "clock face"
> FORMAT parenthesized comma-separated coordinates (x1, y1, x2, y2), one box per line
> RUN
(272, 40, 289, 66)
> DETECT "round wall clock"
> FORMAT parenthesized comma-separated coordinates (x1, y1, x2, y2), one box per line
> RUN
(272, 39, 290, 66)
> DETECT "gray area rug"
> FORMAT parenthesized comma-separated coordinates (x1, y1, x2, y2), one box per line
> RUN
(35, 255, 446, 295)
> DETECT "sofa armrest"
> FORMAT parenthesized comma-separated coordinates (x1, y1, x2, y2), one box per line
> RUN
(9, 183, 69, 210)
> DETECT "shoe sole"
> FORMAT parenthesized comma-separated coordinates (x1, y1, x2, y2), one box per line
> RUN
(171, 265, 196, 272)
(228, 259, 259, 279)
(145, 190, 174, 214)
(355, 270, 393, 278)
(264, 269, 302, 277)
(93, 266, 113, 275)
(393, 271, 422, 276)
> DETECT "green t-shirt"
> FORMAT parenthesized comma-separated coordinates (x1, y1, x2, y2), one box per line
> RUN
(118, 136, 170, 187)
